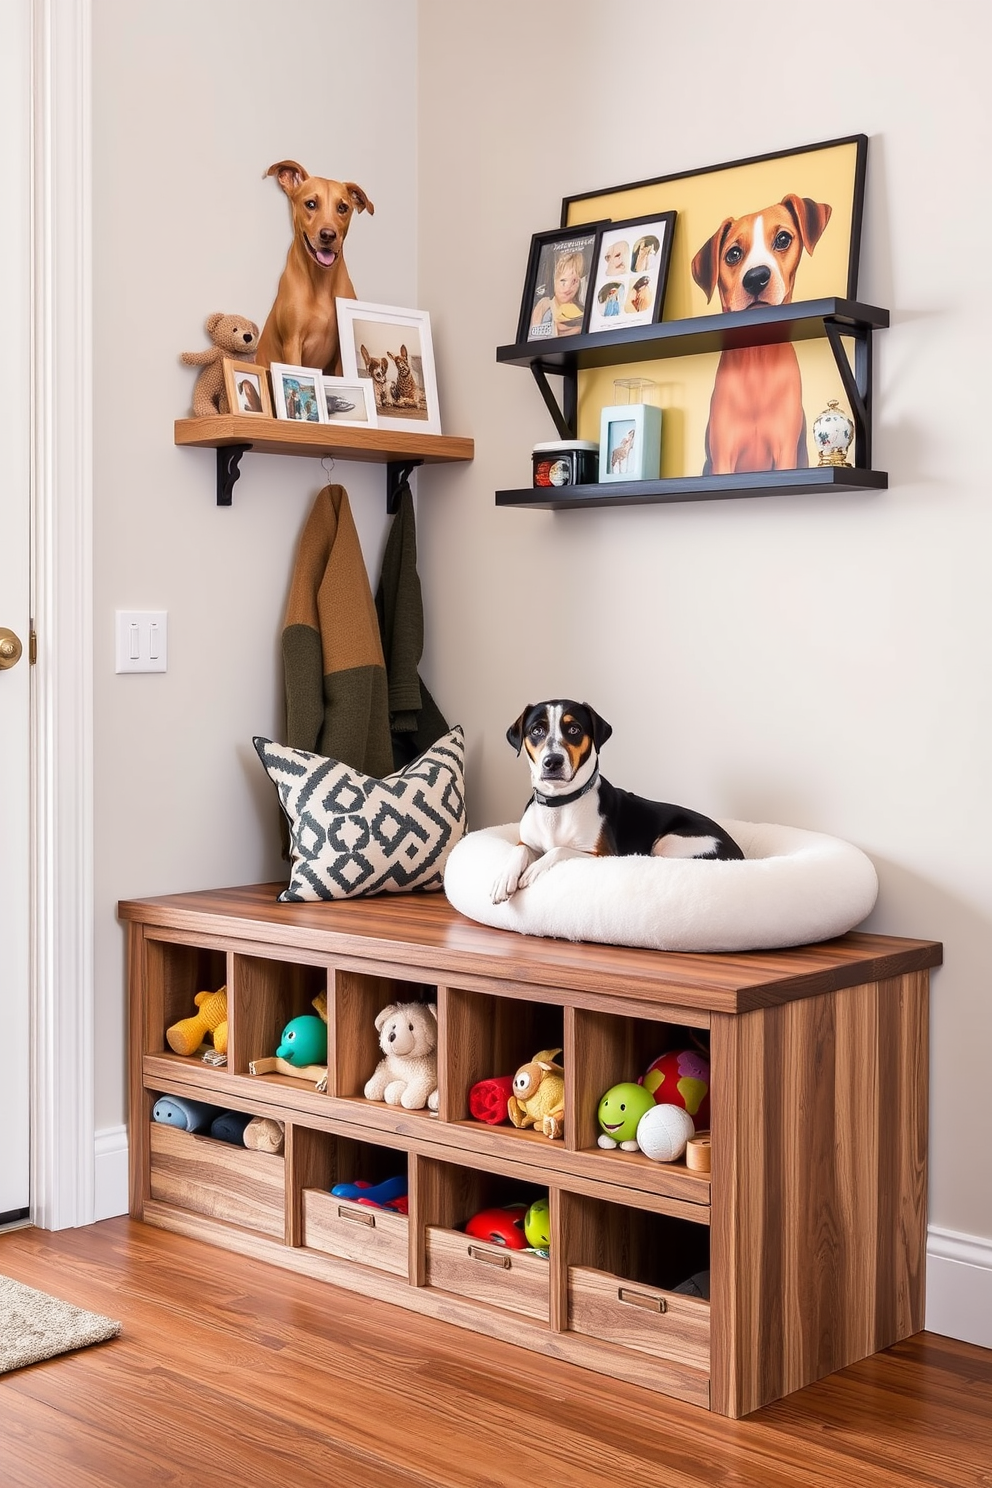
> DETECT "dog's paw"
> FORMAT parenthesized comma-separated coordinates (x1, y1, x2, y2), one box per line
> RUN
(491, 843, 534, 903)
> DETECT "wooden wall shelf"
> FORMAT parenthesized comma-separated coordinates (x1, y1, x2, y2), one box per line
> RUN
(122, 883, 940, 1419)
(174, 415, 474, 509)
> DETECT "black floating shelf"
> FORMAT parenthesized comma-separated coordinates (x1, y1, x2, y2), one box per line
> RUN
(496, 465, 889, 511)
(496, 298, 889, 373)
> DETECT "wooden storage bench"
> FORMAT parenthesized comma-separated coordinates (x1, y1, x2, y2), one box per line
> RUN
(121, 882, 941, 1418)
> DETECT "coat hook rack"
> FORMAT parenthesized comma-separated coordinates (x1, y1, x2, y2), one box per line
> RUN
(385, 459, 423, 515)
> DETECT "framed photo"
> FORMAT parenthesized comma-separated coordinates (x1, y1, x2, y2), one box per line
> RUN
(270, 364, 327, 423)
(322, 375, 377, 428)
(337, 300, 441, 434)
(223, 359, 272, 417)
(599, 403, 662, 483)
(586, 213, 676, 333)
(515, 224, 606, 344)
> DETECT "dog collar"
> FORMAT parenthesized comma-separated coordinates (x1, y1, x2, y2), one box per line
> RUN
(531, 770, 600, 809)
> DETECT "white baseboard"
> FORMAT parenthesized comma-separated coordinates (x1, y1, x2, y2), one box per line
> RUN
(93, 1125, 128, 1222)
(926, 1225, 992, 1350)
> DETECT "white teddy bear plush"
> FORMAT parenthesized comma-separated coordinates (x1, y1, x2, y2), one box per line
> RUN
(364, 1001, 439, 1111)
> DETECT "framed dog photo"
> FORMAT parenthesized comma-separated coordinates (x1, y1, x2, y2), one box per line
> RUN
(599, 403, 662, 483)
(586, 212, 676, 333)
(337, 299, 441, 434)
(223, 359, 272, 417)
(270, 364, 327, 423)
(515, 223, 606, 345)
(322, 375, 377, 428)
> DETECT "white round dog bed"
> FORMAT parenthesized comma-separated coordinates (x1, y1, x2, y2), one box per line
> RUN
(442, 820, 878, 953)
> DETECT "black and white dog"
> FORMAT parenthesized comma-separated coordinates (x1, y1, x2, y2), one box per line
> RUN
(492, 700, 744, 904)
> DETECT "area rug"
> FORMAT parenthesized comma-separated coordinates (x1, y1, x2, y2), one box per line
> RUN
(0, 1272, 121, 1373)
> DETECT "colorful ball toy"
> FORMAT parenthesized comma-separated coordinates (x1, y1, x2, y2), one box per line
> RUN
(524, 1195, 551, 1251)
(597, 1082, 656, 1151)
(642, 1049, 710, 1128)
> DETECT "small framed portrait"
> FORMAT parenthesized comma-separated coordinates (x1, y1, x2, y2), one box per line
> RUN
(599, 403, 663, 482)
(223, 359, 272, 417)
(337, 299, 441, 434)
(515, 223, 606, 344)
(586, 213, 677, 334)
(270, 364, 327, 423)
(322, 375, 377, 427)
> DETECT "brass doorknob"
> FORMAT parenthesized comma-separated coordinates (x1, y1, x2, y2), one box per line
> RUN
(0, 627, 23, 670)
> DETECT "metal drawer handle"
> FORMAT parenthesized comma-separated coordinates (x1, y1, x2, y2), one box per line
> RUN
(618, 1286, 666, 1313)
(338, 1205, 375, 1227)
(468, 1245, 511, 1269)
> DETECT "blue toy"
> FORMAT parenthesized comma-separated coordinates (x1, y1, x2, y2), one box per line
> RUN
(331, 1174, 408, 1207)
(209, 1110, 253, 1145)
(152, 1095, 221, 1134)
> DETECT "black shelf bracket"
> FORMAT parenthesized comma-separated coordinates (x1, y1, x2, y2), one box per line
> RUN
(386, 459, 423, 514)
(530, 364, 576, 441)
(823, 318, 872, 469)
(216, 443, 252, 506)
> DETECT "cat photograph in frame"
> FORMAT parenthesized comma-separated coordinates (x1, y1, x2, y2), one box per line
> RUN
(586, 212, 676, 334)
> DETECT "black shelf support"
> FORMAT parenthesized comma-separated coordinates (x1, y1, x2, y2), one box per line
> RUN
(530, 364, 576, 441)
(386, 459, 423, 515)
(216, 443, 251, 506)
(823, 318, 872, 470)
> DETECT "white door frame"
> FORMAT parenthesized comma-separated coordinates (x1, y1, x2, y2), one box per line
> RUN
(29, 0, 95, 1231)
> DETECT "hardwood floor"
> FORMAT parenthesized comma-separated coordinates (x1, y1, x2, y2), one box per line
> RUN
(1, 1218, 990, 1487)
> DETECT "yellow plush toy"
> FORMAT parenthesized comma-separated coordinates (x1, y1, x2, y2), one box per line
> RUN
(166, 986, 228, 1057)
(507, 1048, 565, 1139)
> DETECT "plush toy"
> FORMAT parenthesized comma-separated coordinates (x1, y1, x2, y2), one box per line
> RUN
(507, 1049, 565, 1139)
(596, 1081, 655, 1150)
(636, 1102, 695, 1163)
(151, 1095, 222, 1133)
(166, 986, 228, 1058)
(243, 1116, 284, 1154)
(469, 1075, 514, 1125)
(642, 1048, 711, 1128)
(249, 996, 329, 1090)
(364, 1001, 439, 1111)
(209, 1110, 253, 1146)
(180, 312, 260, 417)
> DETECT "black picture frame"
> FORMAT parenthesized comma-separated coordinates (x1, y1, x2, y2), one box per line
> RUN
(515, 223, 607, 345)
(586, 211, 677, 333)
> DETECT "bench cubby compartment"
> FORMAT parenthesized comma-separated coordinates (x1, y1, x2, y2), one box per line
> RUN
(229, 953, 326, 1078)
(332, 967, 437, 1105)
(144, 938, 228, 1057)
(148, 1119, 286, 1239)
(439, 984, 564, 1127)
(418, 1155, 550, 1321)
(559, 1190, 710, 1372)
(297, 1129, 409, 1277)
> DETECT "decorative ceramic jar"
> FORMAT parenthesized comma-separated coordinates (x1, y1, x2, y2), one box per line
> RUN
(812, 399, 854, 467)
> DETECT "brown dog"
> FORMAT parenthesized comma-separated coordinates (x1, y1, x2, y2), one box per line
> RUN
(360, 344, 391, 409)
(691, 194, 831, 475)
(256, 160, 374, 376)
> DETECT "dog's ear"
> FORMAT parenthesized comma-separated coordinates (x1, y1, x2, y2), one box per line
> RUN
(691, 220, 732, 302)
(265, 160, 308, 195)
(506, 708, 533, 755)
(345, 182, 375, 216)
(781, 194, 832, 255)
(360, 344, 371, 369)
(374, 1003, 400, 1032)
(583, 705, 613, 751)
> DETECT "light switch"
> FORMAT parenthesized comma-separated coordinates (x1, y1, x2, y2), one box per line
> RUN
(116, 610, 168, 673)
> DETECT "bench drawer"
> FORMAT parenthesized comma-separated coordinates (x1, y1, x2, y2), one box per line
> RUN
(303, 1190, 409, 1277)
(149, 1122, 285, 1238)
(568, 1265, 710, 1371)
(425, 1227, 549, 1321)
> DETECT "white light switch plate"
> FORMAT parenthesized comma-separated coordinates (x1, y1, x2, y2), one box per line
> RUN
(115, 610, 167, 673)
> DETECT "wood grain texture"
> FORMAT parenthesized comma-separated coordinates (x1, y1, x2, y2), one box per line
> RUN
(425, 1227, 550, 1321)
(120, 883, 941, 1015)
(148, 1124, 285, 1238)
(710, 974, 929, 1418)
(174, 413, 474, 465)
(302, 1189, 409, 1276)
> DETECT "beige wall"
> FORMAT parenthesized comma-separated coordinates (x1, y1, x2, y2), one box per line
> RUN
(91, 0, 418, 1126)
(417, 0, 992, 1265)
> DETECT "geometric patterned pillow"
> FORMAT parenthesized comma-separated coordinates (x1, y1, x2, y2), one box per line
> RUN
(253, 727, 466, 901)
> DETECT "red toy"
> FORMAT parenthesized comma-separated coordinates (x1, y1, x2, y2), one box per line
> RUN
(469, 1075, 514, 1125)
(642, 1049, 710, 1128)
(464, 1203, 529, 1249)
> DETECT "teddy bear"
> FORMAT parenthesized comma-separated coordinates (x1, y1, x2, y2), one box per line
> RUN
(364, 1001, 439, 1111)
(180, 312, 260, 417)
(166, 986, 228, 1057)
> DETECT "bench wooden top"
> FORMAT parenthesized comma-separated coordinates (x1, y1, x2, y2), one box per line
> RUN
(118, 882, 942, 1016)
